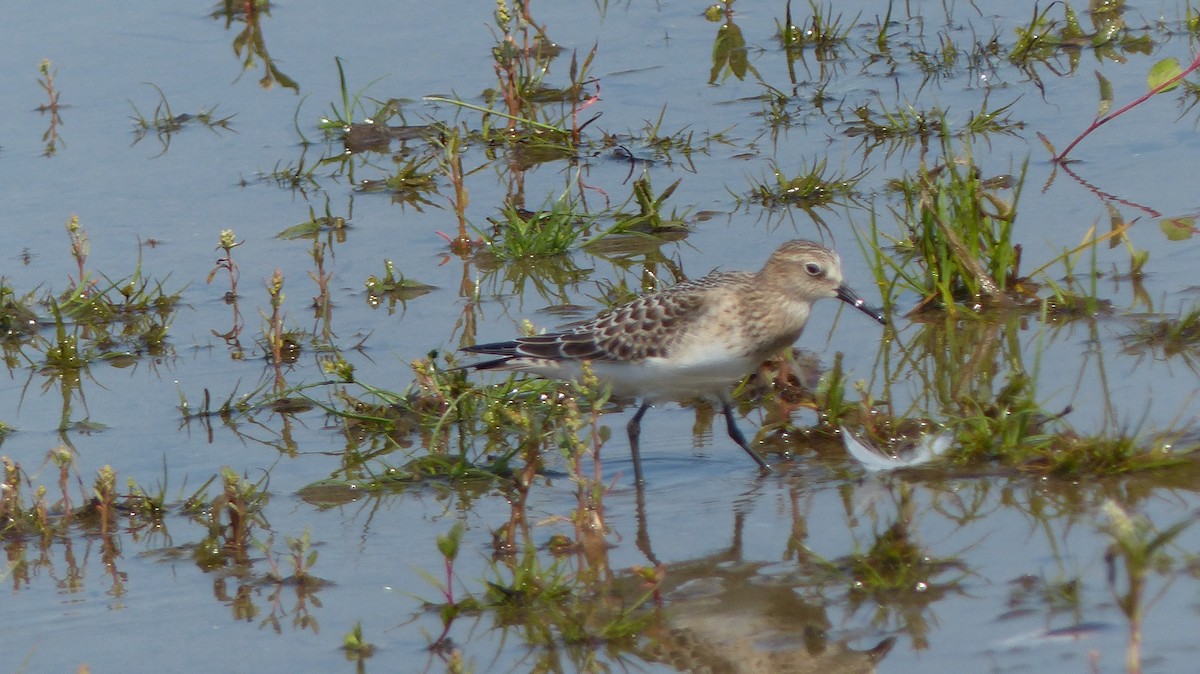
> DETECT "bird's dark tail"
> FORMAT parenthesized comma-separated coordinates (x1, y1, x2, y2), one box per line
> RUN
(456, 341, 521, 371)
(460, 355, 516, 371)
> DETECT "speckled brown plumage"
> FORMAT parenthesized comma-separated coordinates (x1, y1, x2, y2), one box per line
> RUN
(461, 240, 886, 474)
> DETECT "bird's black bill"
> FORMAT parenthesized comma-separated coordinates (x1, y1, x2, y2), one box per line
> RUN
(836, 284, 886, 324)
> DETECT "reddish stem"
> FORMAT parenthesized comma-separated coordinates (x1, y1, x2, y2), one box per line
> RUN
(1054, 50, 1200, 162)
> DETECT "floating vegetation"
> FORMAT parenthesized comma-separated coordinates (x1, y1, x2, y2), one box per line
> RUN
(364, 259, 436, 308)
(747, 157, 865, 212)
(776, 0, 857, 60)
(599, 175, 689, 238)
(1121, 304, 1200, 368)
(843, 99, 1023, 159)
(129, 83, 235, 154)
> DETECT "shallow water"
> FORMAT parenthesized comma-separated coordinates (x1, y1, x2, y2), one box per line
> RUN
(3, 1, 1200, 672)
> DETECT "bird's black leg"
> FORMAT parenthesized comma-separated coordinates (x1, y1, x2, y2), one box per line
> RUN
(722, 402, 772, 472)
(627, 403, 652, 485)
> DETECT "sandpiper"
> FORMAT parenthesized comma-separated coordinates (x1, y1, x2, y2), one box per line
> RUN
(461, 240, 886, 476)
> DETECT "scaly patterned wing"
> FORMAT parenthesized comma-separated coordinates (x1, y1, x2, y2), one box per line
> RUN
(504, 272, 743, 362)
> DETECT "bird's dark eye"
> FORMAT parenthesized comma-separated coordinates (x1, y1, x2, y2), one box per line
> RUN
(804, 262, 823, 276)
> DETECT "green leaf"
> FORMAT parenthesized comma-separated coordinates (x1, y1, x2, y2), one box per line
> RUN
(1160, 217, 1196, 241)
(1095, 71, 1113, 117)
(276, 220, 322, 240)
(1062, 5, 1084, 40)
(1148, 58, 1182, 93)
(436, 522, 464, 560)
(1129, 249, 1149, 274)
(711, 24, 746, 83)
(726, 24, 749, 79)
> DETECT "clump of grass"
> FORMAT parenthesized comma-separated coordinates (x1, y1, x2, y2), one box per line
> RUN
(843, 102, 942, 149)
(844, 307, 1200, 478)
(634, 106, 701, 163)
(747, 158, 865, 211)
(905, 29, 961, 82)
(947, 359, 1188, 476)
(483, 192, 591, 260)
(376, 151, 441, 209)
(1004, 574, 1083, 619)
(42, 299, 87, 373)
(317, 57, 384, 137)
(371, 361, 634, 660)
(1006, 0, 1156, 110)
(1024, 432, 1189, 475)
(291, 339, 617, 505)
(964, 99, 1023, 136)
(776, 0, 857, 60)
(46, 218, 184, 363)
(845, 518, 962, 600)
(425, 1, 596, 156)
(843, 98, 1022, 161)
(291, 354, 541, 495)
(267, 153, 321, 193)
(419, 502, 651, 666)
(872, 133, 1025, 313)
